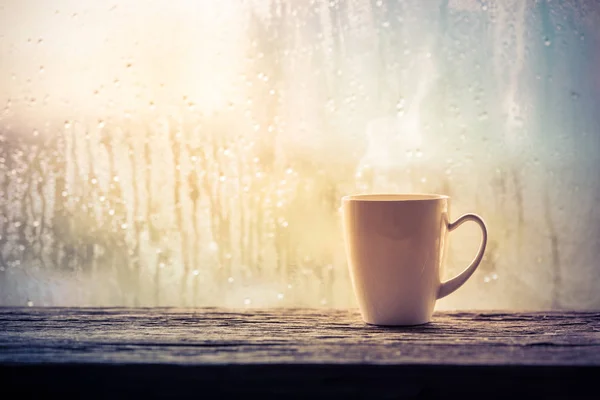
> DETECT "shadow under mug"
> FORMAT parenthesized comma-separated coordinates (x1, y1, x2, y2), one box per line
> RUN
(342, 194, 487, 326)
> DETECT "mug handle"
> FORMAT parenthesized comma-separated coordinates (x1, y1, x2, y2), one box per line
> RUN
(437, 214, 488, 299)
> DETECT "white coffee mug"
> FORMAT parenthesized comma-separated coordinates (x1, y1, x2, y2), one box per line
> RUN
(342, 194, 487, 326)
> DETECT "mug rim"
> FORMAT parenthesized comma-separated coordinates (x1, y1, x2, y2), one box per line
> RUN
(342, 193, 449, 202)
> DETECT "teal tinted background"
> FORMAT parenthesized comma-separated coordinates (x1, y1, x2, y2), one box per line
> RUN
(0, 0, 599, 309)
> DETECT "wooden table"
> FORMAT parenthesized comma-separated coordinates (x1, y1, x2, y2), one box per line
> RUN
(1, 308, 599, 399)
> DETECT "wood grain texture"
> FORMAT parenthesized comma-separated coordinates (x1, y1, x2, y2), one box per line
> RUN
(1, 308, 599, 399)
(1, 308, 599, 366)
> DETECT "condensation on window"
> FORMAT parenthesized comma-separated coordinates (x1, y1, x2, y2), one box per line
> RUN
(0, 0, 599, 309)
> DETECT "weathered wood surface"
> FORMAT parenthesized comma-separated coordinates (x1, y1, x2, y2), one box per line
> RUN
(1, 308, 599, 399)
(1, 308, 598, 365)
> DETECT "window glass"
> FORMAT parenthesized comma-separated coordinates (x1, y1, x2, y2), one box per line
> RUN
(1, 0, 599, 308)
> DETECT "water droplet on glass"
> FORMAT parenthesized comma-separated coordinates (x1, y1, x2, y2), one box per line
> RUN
(396, 100, 405, 116)
(544, 38, 551, 46)
(113, 176, 120, 182)
(121, 223, 128, 230)
(209, 241, 219, 252)
(244, 298, 251, 305)
(570, 91, 580, 100)
(39, 66, 44, 73)
(277, 293, 284, 300)
(27, 300, 34, 307)
(483, 276, 491, 283)
(192, 270, 199, 276)
(108, 209, 115, 216)
(64, 120, 71, 129)
(228, 277, 234, 284)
